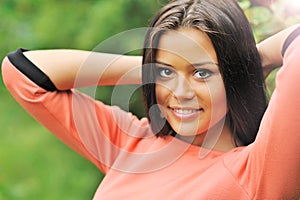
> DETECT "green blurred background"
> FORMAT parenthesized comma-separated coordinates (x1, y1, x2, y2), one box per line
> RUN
(0, 0, 299, 199)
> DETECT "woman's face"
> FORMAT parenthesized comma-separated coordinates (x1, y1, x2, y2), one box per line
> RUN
(155, 28, 228, 140)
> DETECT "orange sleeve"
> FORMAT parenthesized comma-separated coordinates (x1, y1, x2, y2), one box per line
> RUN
(1, 56, 150, 174)
(225, 36, 300, 199)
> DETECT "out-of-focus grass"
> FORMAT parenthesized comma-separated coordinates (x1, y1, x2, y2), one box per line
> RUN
(0, 86, 104, 200)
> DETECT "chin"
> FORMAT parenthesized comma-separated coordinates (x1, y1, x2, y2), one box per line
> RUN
(173, 127, 207, 137)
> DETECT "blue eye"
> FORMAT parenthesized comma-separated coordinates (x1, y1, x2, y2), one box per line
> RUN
(156, 67, 175, 78)
(194, 69, 212, 79)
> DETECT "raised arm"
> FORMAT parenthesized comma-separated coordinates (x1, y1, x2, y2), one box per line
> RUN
(249, 25, 300, 198)
(257, 24, 300, 78)
(2, 48, 144, 173)
(23, 49, 142, 90)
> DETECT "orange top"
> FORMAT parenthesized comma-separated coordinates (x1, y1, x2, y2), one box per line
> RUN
(2, 37, 300, 199)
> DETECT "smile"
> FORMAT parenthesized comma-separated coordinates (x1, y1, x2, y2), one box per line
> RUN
(168, 106, 203, 120)
(173, 108, 201, 114)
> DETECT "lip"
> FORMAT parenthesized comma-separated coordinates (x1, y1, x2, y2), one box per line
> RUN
(168, 106, 203, 121)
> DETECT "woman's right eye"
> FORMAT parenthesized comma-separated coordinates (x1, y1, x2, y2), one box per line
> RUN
(156, 67, 175, 78)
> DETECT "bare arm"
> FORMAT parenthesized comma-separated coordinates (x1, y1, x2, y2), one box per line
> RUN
(257, 24, 300, 78)
(24, 49, 142, 90)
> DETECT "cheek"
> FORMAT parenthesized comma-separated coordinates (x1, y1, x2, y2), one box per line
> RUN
(206, 82, 228, 121)
(155, 83, 170, 105)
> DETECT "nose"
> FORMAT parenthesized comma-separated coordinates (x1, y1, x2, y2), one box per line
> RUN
(172, 75, 195, 100)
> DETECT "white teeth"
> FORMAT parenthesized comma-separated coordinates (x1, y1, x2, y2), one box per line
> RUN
(174, 109, 195, 114)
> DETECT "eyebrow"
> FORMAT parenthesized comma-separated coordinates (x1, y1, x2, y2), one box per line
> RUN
(155, 61, 218, 68)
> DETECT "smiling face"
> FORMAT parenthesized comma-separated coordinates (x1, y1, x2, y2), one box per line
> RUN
(155, 28, 228, 142)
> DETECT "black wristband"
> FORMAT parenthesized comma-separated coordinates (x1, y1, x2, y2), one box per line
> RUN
(7, 48, 58, 91)
(281, 26, 300, 57)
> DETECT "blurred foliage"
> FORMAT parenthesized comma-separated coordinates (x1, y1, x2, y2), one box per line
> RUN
(238, 0, 300, 41)
(0, 0, 299, 199)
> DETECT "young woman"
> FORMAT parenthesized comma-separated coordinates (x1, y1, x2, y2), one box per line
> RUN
(2, 0, 299, 199)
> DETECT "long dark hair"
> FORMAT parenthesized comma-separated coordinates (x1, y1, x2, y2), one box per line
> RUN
(142, 0, 267, 146)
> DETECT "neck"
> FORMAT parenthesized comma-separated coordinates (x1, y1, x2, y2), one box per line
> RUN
(177, 120, 236, 152)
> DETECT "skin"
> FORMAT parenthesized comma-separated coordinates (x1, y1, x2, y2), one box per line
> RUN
(155, 28, 235, 150)
(257, 24, 300, 77)
(24, 50, 142, 90)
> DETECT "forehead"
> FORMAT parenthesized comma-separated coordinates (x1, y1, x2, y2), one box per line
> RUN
(156, 28, 217, 64)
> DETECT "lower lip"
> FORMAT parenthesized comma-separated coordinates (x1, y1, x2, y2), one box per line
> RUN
(170, 109, 203, 121)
